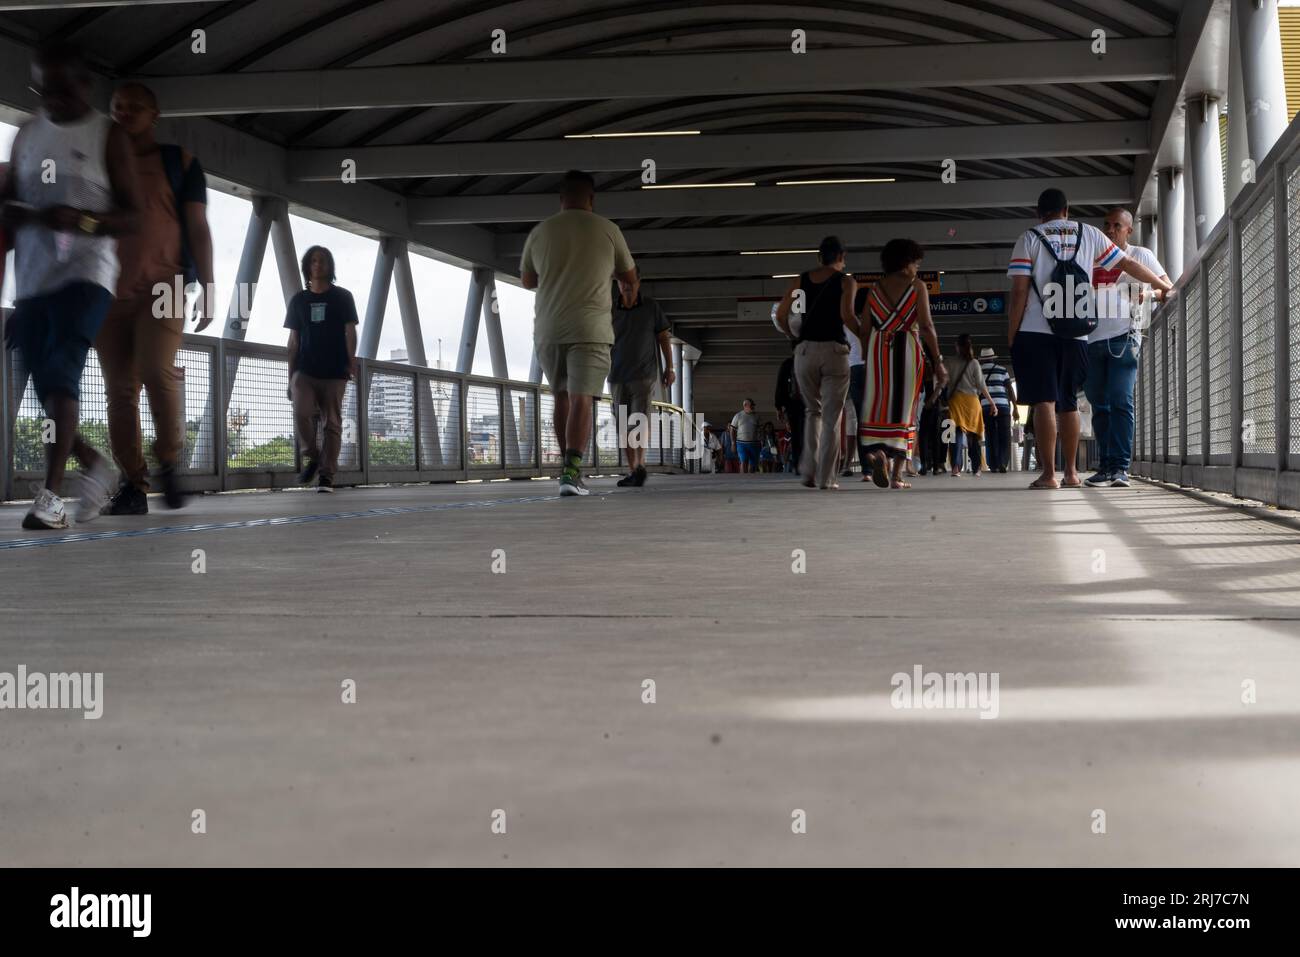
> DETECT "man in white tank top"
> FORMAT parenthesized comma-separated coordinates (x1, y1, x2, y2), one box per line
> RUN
(0, 42, 141, 529)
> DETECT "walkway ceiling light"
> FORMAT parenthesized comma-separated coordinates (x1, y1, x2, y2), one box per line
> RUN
(641, 181, 756, 189)
(564, 130, 701, 138)
(775, 177, 897, 185)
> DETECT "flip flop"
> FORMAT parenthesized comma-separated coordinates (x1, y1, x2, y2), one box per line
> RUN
(1061, 479, 1083, 488)
(891, 480, 912, 489)
(869, 452, 889, 489)
(1028, 478, 1060, 490)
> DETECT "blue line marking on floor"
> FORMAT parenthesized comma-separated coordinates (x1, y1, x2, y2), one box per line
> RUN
(0, 493, 561, 550)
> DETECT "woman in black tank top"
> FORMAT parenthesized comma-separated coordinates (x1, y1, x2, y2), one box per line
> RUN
(773, 237, 861, 489)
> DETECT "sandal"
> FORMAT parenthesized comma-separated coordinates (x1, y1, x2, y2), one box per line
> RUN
(868, 451, 889, 489)
(1028, 477, 1059, 489)
(891, 479, 912, 489)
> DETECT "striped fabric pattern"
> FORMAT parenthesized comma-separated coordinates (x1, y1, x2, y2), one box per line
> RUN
(859, 283, 924, 457)
(980, 360, 1013, 408)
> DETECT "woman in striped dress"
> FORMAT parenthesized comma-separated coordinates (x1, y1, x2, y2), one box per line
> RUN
(858, 240, 947, 489)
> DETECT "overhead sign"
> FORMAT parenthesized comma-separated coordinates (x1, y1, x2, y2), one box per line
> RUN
(856, 271, 942, 295)
(929, 292, 1006, 316)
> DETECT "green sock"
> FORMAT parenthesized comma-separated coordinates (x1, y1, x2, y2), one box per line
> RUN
(564, 449, 583, 478)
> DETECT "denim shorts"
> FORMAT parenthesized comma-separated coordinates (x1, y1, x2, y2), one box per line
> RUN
(11, 281, 113, 403)
(1010, 330, 1089, 413)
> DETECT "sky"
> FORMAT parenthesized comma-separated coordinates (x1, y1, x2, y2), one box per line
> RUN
(0, 119, 537, 381)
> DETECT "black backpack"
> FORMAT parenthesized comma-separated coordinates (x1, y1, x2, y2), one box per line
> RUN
(159, 144, 200, 287)
(1028, 223, 1096, 339)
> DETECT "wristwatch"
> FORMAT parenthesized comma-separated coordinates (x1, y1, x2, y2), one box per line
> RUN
(77, 213, 100, 235)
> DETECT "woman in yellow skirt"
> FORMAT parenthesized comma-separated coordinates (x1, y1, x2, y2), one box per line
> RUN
(943, 334, 999, 476)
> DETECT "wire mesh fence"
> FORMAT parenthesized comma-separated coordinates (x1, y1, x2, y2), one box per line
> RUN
(3, 329, 690, 499)
(1132, 116, 1300, 509)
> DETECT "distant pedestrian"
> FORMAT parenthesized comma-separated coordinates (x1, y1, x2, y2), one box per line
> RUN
(729, 398, 760, 474)
(858, 239, 946, 489)
(609, 267, 673, 487)
(1008, 188, 1172, 489)
(978, 348, 1016, 472)
(1083, 206, 1169, 489)
(774, 236, 861, 490)
(285, 245, 357, 493)
(944, 334, 997, 477)
(521, 169, 638, 496)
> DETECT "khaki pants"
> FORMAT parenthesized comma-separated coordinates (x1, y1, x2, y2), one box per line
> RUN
(95, 292, 185, 491)
(794, 340, 851, 488)
(292, 373, 347, 478)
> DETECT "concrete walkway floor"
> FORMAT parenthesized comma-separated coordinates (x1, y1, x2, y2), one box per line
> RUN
(1, 471, 1299, 866)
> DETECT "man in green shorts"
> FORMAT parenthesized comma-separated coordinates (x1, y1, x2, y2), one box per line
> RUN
(521, 170, 638, 496)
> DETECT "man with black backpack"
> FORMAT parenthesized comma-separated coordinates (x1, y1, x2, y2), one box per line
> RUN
(1007, 188, 1171, 490)
(98, 81, 214, 514)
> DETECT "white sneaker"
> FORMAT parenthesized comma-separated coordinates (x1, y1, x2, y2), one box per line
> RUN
(76, 457, 115, 523)
(23, 488, 72, 530)
(558, 473, 590, 496)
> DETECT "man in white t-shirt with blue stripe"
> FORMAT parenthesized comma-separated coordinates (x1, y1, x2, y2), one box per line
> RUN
(1007, 188, 1172, 490)
(1083, 207, 1168, 489)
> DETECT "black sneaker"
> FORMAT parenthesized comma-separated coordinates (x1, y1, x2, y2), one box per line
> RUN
(157, 464, 185, 509)
(104, 481, 148, 516)
(299, 459, 320, 485)
(317, 475, 334, 494)
(632, 466, 648, 487)
(617, 471, 638, 487)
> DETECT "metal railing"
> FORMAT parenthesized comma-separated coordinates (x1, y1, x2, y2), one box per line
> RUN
(1, 330, 688, 501)
(1131, 110, 1300, 510)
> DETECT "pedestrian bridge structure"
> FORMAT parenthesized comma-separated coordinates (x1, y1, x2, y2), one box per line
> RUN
(1, 0, 1299, 866)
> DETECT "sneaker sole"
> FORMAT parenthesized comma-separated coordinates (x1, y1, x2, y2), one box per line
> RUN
(559, 484, 589, 496)
(22, 514, 70, 530)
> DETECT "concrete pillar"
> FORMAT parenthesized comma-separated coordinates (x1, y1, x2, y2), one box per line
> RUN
(268, 201, 301, 308)
(456, 269, 487, 374)
(671, 341, 683, 407)
(1157, 168, 1185, 281)
(478, 270, 521, 464)
(393, 242, 444, 469)
(681, 358, 694, 418)
(1183, 116, 1200, 262)
(392, 243, 427, 366)
(1188, 94, 1226, 247)
(1235, 0, 1290, 168)
(1140, 212, 1159, 259)
(479, 270, 509, 379)
(359, 238, 396, 360)
(1227, 6, 1252, 205)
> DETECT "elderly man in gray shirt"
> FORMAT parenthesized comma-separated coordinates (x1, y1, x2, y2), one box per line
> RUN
(610, 268, 674, 486)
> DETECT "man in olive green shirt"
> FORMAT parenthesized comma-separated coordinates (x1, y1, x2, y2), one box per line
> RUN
(521, 169, 638, 496)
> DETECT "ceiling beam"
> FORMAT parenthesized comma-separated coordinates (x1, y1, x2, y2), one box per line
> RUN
(412, 176, 1132, 225)
(143, 39, 1175, 117)
(497, 218, 1094, 258)
(290, 121, 1149, 182)
(638, 248, 1013, 279)
(0, 0, 210, 7)
(1132, 0, 1219, 215)
(0, 32, 497, 273)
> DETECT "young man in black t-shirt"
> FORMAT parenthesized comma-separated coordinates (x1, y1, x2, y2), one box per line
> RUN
(284, 245, 357, 492)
